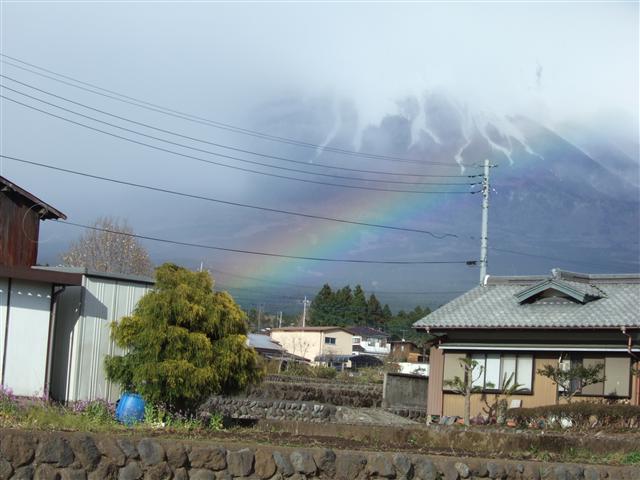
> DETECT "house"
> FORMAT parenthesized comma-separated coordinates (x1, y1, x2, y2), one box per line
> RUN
(270, 326, 353, 369)
(347, 326, 391, 357)
(413, 269, 640, 418)
(247, 333, 309, 365)
(389, 340, 430, 377)
(390, 340, 426, 363)
(0, 176, 153, 402)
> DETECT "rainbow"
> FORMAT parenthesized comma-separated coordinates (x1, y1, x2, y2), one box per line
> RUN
(225, 184, 479, 290)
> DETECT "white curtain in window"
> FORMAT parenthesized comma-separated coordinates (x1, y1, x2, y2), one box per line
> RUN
(501, 355, 517, 389)
(485, 354, 501, 389)
(516, 355, 533, 391)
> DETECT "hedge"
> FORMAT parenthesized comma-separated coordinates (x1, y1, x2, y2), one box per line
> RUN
(507, 403, 640, 430)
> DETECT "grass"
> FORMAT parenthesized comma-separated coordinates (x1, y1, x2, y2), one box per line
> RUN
(0, 385, 223, 435)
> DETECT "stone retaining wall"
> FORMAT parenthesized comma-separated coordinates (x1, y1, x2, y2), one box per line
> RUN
(1, 428, 637, 480)
(200, 396, 337, 422)
(249, 379, 382, 408)
(257, 420, 640, 459)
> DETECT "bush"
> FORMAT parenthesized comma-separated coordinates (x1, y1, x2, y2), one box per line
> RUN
(280, 363, 338, 379)
(507, 402, 640, 430)
(105, 264, 263, 411)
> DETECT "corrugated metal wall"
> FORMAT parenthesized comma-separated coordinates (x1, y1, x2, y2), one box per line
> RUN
(53, 276, 151, 403)
(50, 286, 82, 401)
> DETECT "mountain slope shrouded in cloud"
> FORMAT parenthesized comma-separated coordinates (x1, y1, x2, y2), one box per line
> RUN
(243, 91, 640, 279)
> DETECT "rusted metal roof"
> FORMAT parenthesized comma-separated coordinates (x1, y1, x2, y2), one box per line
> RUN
(0, 175, 66, 220)
(0, 265, 82, 285)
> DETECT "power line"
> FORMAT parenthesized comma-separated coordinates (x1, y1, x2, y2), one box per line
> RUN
(2, 154, 463, 239)
(1, 94, 479, 196)
(56, 220, 477, 265)
(0, 83, 477, 188)
(0, 74, 477, 180)
(0, 54, 475, 168)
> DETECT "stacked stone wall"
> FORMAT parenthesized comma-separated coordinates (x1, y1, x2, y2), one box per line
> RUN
(248, 378, 382, 408)
(1, 428, 638, 480)
(200, 396, 337, 422)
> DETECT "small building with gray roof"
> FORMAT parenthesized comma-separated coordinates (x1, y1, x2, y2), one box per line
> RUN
(413, 269, 640, 418)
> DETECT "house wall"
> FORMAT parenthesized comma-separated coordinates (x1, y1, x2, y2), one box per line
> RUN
(426, 346, 444, 415)
(51, 275, 151, 402)
(0, 278, 52, 397)
(0, 193, 41, 267)
(357, 336, 391, 356)
(440, 352, 636, 418)
(270, 330, 352, 363)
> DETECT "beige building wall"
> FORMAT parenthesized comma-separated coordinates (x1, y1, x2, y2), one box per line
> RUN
(270, 329, 353, 363)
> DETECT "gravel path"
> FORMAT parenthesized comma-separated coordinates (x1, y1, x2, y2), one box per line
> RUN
(334, 407, 418, 425)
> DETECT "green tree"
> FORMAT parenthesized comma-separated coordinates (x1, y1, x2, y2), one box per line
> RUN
(309, 284, 334, 326)
(382, 304, 393, 320)
(352, 285, 368, 325)
(105, 263, 262, 411)
(366, 294, 384, 326)
(334, 286, 353, 325)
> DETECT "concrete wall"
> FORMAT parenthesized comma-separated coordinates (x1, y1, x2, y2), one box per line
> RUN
(0, 428, 636, 480)
(383, 373, 428, 410)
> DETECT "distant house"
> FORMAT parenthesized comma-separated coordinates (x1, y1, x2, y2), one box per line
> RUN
(347, 326, 391, 357)
(270, 326, 354, 369)
(247, 333, 309, 365)
(390, 340, 426, 363)
(0, 176, 153, 402)
(389, 340, 429, 376)
(413, 269, 640, 418)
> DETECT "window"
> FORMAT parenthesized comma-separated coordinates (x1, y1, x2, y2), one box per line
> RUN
(380, 339, 387, 348)
(557, 355, 630, 398)
(367, 339, 376, 347)
(444, 352, 533, 392)
(324, 337, 336, 345)
(352, 337, 360, 344)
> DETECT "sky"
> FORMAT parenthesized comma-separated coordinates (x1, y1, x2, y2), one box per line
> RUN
(1, 1, 638, 313)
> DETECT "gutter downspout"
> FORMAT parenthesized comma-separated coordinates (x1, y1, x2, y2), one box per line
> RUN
(620, 326, 640, 406)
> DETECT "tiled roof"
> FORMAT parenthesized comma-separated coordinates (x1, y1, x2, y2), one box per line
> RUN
(413, 269, 640, 329)
(270, 326, 352, 333)
(346, 326, 389, 338)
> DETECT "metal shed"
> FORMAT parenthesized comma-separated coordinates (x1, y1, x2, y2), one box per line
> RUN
(38, 267, 154, 403)
(0, 266, 81, 397)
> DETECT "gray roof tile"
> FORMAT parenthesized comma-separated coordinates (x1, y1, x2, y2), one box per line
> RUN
(414, 270, 640, 329)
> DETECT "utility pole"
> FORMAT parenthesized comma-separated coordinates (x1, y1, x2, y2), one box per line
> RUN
(479, 158, 491, 285)
(301, 296, 310, 327)
(257, 303, 263, 332)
